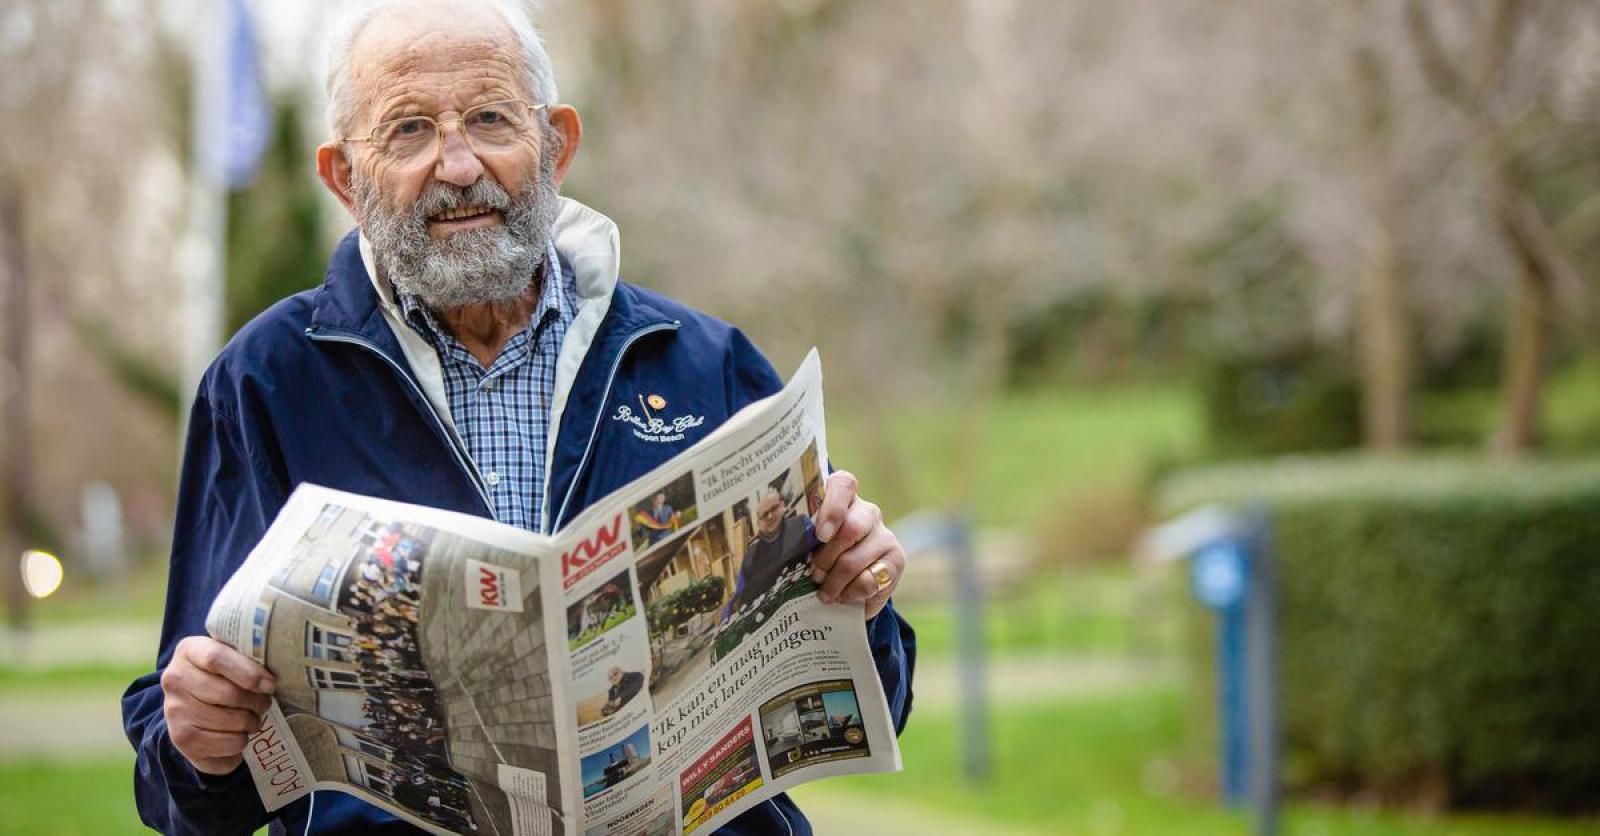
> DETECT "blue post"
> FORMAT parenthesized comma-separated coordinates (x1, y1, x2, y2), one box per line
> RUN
(1242, 509, 1280, 836)
(950, 513, 989, 781)
(1217, 583, 1249, 804)
(1192, 541, 1250, 805)
(1149, 504, 1278, 834)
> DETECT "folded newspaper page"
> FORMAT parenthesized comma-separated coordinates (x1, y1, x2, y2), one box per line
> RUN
(204, 349, 902, 836)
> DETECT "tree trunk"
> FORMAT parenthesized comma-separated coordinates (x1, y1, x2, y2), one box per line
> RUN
(1492, 260, 1550, 457)
(1356, 228, 1413, 451)
(1403, 0, 1565, 458)
(1491, 176, 1562, 457)
(1, 184, 31, 631)
(1351, 45, 1413, 451)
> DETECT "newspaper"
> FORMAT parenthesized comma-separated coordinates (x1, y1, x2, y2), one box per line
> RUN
(204, 349, 902, 836)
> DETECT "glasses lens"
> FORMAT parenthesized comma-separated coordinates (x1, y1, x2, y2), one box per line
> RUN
(374, 116, 438, 164)
(464, 101, 530, 150)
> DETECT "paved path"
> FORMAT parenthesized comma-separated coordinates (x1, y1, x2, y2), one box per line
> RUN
(0, 691, 130, 759)
(912, 654, 1176, 711)
(0, 620, 155, 762)
(0, 620, 158, 670)
(791, 783, 1056, 836)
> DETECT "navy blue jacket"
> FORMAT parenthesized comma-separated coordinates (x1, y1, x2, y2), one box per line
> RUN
(121, 225, 915, 835)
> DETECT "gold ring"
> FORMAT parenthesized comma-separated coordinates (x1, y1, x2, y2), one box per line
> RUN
(868, 561, 893, 591)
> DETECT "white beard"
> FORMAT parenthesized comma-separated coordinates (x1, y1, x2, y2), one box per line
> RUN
(354, 161, 559, 311)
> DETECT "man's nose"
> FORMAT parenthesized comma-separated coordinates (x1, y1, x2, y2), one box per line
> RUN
(433, 124, 485, 187)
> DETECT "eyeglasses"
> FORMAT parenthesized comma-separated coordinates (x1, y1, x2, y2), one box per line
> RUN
(339, 100, 549, 167)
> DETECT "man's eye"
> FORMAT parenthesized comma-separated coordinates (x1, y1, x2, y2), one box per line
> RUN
(392, 118, 429, 136)
(470, 108, 504, 126)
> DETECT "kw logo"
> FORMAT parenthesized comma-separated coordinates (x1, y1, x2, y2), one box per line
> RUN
(561, 514, 629, 589)
(479, 567, 503, 607)
(465, 558, 523, 612)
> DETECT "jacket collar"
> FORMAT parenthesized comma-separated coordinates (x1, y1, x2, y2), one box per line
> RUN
(306, 228, 398, 351)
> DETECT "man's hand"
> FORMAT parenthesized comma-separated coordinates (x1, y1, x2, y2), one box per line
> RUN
(160, 636, 277, 776)
(809, 471, 905, 620)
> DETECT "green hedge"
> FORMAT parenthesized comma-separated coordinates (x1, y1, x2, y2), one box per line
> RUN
(1160, 457, 1600, 812)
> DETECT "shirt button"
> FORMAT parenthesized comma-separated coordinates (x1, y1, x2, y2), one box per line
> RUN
(481, 378, 494, 392)
(486, 472, 502, 487)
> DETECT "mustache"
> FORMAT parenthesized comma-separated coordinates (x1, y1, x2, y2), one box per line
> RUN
(410, 179, 513, 221)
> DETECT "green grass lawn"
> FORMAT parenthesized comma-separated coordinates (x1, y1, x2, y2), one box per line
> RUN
(0, 758, 143, 835)
(0, 662, 151, 693)
(15, 686, 1591, 836)
(0, 757, 275, 836)
(829, 384, 1203, 528)
(796, 686, 1599, 836)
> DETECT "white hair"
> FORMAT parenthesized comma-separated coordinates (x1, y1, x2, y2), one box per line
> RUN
(323, 0, 560, 139)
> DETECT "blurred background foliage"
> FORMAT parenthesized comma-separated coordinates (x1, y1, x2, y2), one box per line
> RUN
(1, 0, 1598, 833)
(1163, 459, 1600, 812)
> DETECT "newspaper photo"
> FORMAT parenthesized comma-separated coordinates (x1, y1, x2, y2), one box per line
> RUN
(204, 349, 903, 836)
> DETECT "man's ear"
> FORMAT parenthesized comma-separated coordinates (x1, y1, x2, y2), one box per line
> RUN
(316, 143, 359, 216)
(546, 105, 583, 189)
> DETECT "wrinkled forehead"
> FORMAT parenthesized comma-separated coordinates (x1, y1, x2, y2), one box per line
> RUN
(348, 7, 528, 111)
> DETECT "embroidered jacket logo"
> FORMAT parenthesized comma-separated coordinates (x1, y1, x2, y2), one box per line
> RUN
(611, 390, 707, 442)
(561, 514, 628, 589)
(465, 558, 523, 612)
(612, 403, 705, 443)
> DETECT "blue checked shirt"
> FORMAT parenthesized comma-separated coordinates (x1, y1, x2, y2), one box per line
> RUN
(398, 246, 575, 533)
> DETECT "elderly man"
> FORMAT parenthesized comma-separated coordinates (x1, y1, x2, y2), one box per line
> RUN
(601, 666, 645, 717)
(119, 1, 912, 834)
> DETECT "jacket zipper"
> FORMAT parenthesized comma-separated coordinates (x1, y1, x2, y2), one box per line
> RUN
(304, 327, 499, 520)
(548, 320, 680, 533)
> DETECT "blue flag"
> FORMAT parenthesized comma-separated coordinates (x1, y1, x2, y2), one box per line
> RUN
(219, 0, 272, 189)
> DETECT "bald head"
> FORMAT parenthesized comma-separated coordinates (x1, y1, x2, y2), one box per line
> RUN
(325, 0, 559, 139)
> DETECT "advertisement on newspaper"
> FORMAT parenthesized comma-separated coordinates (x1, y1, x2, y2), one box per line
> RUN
(205, 350, 902, 836)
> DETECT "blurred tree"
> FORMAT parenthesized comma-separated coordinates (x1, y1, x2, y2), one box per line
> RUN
(1350, 25, 1416, 450)
(0, 0, 191, 565)
(1403, 0, 1600, 457)
(1, 183, 32, 627)
(537, 0, 1600, 471)
(548, 0, 1124, 512)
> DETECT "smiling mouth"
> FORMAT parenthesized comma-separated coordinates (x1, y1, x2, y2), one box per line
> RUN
(429, 205, 501, 224)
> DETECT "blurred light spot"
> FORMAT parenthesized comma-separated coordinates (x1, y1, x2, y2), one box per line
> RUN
(21, 550, 63, 598)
